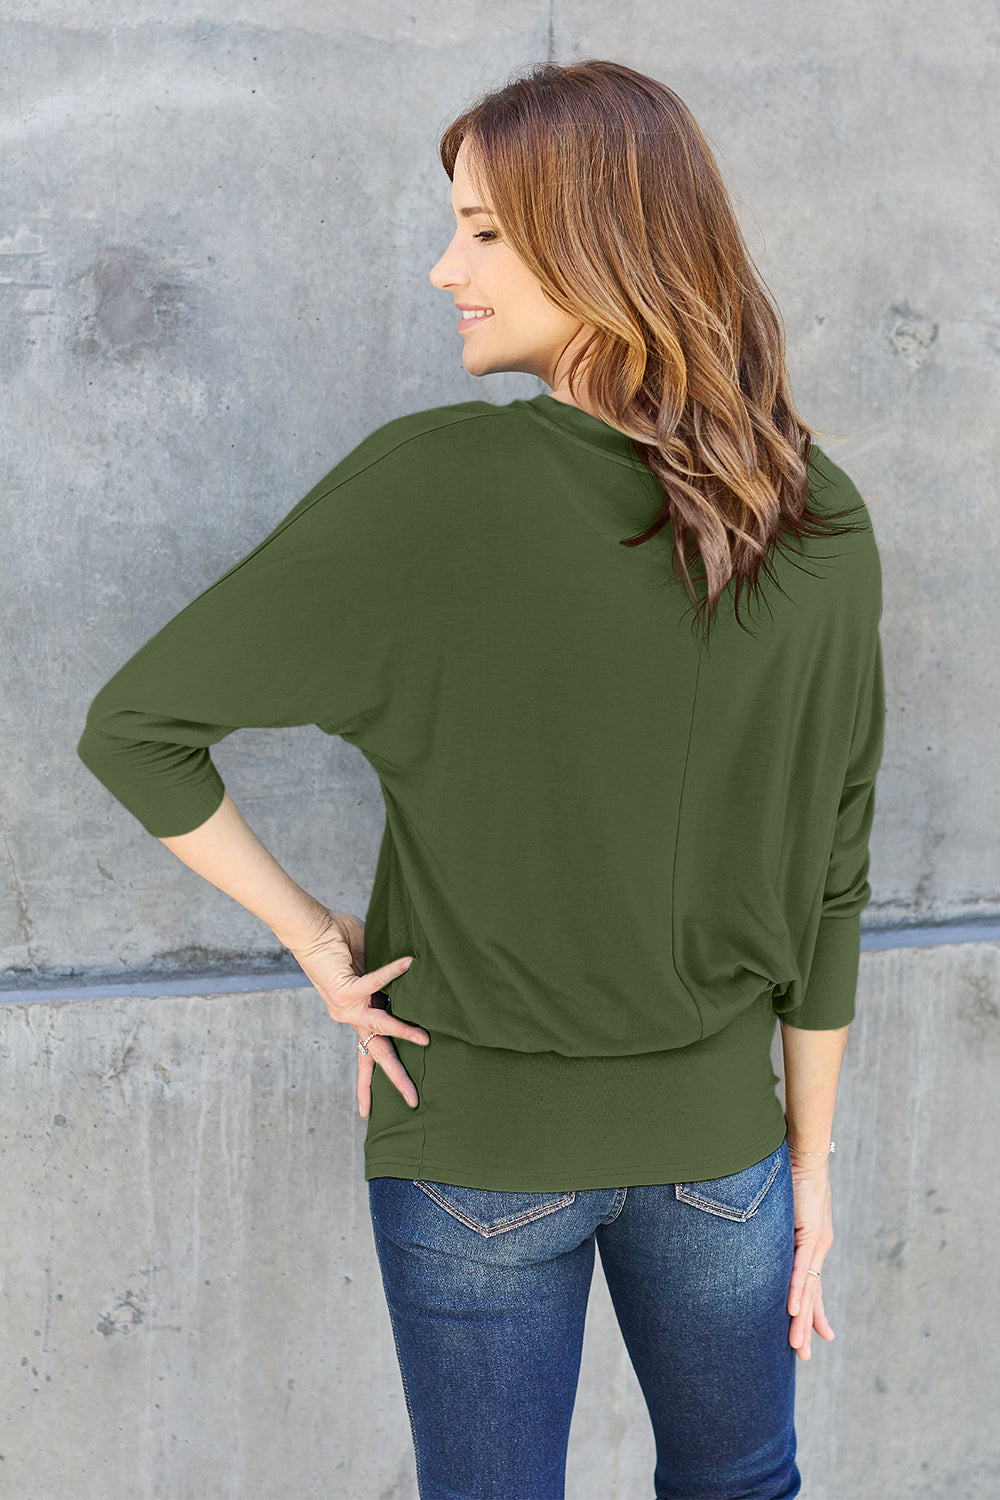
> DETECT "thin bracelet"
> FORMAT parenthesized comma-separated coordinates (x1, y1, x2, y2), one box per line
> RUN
(788, 1140, 836, 1156)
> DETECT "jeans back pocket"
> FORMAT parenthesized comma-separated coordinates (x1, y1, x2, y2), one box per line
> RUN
(413, 1180, 576, 1238)
(673, 1142, 785, 1222)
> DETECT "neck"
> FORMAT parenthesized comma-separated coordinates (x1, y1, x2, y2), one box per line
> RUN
(546, 380, 600, 422)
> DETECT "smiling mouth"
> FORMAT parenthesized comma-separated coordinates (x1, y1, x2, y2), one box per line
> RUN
(458, 309, 495, 330)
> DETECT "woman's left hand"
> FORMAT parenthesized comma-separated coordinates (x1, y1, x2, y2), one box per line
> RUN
(786, 1156, 836, 1361)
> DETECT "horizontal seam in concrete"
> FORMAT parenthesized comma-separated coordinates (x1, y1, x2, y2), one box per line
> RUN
(0, 971, 315, 1005)
(1, 921, 999, 1005)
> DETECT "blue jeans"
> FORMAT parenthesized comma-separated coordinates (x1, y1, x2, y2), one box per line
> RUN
(368, 1138, 800, 1500)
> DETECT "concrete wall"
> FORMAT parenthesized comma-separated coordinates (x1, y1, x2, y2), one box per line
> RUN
(4, 0, 999, 979)
(2, 2, 998, 1496)
(3, 941, 998, 1498)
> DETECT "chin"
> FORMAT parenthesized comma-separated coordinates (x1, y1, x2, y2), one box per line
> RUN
(463, 349, 512, 378)
(462, 354, 491, 377)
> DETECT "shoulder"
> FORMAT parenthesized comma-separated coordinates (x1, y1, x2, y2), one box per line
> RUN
(251, 402, 516, 558)
(786, 442, 884, 620)
(805, 442, 880, 557)
(337, 399, 514, 479)
(260, 401, 515, 541)
(807, 442, 869, 522)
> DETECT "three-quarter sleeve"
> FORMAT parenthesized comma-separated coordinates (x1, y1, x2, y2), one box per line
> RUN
(777, 625, 887, 1030)
(77, 458, 399, 838)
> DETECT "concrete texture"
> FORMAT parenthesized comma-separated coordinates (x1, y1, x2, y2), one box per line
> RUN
(2, 940, 998, 1498)
(1, 0, 998, 979)
(2, 2, 999, 1497)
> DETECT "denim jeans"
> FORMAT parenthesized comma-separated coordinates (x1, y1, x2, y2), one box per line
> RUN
(368, 1137, 799, 1500)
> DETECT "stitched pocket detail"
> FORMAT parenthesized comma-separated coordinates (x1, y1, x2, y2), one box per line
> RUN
(674, 1145, 784, 1222)
(412, 1180, 576, 1237)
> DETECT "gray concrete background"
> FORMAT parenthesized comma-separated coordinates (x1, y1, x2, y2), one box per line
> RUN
(2, 0, 998, 978)
(2, 943, 998, 1498)
(2, 2, 998, 1496)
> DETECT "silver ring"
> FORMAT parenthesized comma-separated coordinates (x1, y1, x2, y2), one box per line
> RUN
(357, 1030, 380, 1057)
(806, 1269, 822, 1279)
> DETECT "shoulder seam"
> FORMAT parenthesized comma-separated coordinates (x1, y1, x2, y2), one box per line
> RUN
(205, 408, 513, 575)
(295, 407, 513, 510)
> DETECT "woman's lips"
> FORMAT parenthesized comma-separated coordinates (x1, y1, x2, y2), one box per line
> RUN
(458, 310, 495, 331)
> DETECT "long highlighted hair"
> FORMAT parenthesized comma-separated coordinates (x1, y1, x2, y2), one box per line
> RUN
(438, 59, 868, 639)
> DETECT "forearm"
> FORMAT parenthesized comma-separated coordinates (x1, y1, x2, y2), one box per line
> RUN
(780, 1022, 850, 1151)
(157, 791, 329, 952)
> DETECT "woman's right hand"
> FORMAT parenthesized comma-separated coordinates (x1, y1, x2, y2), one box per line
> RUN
(786, 1155, 836, 1361)
(286, 907, 429, 1117)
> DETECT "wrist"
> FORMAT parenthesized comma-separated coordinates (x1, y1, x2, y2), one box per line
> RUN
(272, 895, 338, 955)
(787, 1138, 836, 1157)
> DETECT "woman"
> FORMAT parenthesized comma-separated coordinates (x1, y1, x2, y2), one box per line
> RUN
(78, 59, 885, 1500)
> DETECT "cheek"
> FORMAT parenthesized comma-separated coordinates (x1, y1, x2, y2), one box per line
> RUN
(529, 277, 567, 322)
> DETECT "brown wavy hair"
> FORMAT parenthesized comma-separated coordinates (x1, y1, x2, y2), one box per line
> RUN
(438, 59, 869, 640)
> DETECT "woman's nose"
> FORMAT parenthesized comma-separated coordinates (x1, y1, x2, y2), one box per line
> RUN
(429, 240, 466, 290)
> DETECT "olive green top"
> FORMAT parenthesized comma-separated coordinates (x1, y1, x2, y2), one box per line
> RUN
(78, 394, 885, 1189)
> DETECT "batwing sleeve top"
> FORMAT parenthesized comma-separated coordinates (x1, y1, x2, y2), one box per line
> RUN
(78, 394, 886, 1190)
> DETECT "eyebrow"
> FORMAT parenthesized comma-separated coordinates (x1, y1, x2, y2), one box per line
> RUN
(454, 205, 496, 217)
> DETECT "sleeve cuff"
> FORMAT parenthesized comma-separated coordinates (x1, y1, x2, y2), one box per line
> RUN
(778, 911, 861, 1029)
(77, 725, 227, 838)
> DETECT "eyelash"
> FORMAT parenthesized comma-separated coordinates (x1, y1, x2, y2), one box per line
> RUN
(473, 230, 498, 243)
